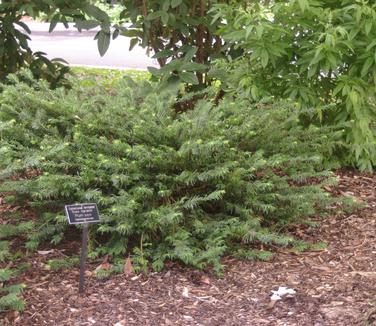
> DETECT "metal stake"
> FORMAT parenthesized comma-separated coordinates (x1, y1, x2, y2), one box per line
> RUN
(79, 223, 89, 294)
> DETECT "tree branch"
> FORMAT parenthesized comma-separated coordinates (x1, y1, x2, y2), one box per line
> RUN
(196, 0, 206, 84)
(141, 0, 166, 67)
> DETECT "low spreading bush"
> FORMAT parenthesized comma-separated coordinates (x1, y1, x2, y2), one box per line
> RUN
(0, 73, 345, 273)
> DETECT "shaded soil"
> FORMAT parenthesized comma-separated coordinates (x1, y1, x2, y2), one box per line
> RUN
(1, 170, 376, 326)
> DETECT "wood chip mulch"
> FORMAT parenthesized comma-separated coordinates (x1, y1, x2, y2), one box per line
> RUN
(1, 170, 376, 326)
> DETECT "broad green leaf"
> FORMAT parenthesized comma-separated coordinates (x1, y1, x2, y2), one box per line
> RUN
(180, 71, 199, 84)
(23, 4, 34, 17)
(260, 49, 269, 68)
(152, 49, 174, 59)
(326, 52, 337, 69)
(97, 31, 111, 56)
(251, 85, 259, 100)
(171, 0, 182, 9)
(290, 88, 298, 99)
(120, 9, 127, 20)
(61, 16, 69, 29)
(366, 40, 376, 51)
(161, 11, 169, 25)
(129, 38, 138, 51)
(162, 1, 170, 11)
(146, 11, 162, 21)
(121, 29, 142, 38)
(147, 66, 162, 77)
(51, 58, 68, 64)
(112, 29, 120, 40)
(211, 12, 222, 25)
(307, 65, 317, 78)
(169, 13, 176, 26)
(255, 25, 263, 39)
(84, 4, 109, 22)
(48, 14, 60, 33)
(75, 20, 100, 30)
(181, 62, 207, 71)
(342, 85, 350, 97)
(15, 21, 31, 34)
(365, 20, 372, 35)
(348, 90, 360, 109)
(355, 8, 362, 24)
(310, 48, 324, 66)
(13, 30, 29, 48)
(162, 59, 184, 72)
(361, 57, 373, 77)
(245, 26, 253, 40)
(184, 46, 198, 61)
(298, 0, 309, 12)
(34, 51, 47, 56)
(333, 83, 343, 96)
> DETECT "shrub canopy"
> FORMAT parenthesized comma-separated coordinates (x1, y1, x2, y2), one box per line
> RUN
(0, 74, 342, 272)
(213, 0, 376, 170)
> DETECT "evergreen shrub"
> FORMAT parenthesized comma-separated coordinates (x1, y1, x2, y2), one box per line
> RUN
(0, 74, 344, 273)
(0, 268, 25, 312)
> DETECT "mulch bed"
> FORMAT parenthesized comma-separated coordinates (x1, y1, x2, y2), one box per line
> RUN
(1, 170, 376, 326)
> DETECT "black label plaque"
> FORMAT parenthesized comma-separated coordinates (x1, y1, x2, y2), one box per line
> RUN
(65, 203, 100, 225)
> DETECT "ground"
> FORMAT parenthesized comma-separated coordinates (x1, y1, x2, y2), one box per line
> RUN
(1, 170, 376, 326)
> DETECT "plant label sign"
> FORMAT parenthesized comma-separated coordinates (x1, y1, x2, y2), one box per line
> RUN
(64, 203, 100, 293)
(65, 203, 100, 225)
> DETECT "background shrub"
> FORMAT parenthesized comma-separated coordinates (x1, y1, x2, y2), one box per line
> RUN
(212, 1, 376, 171)
(0, 74, 344, 273)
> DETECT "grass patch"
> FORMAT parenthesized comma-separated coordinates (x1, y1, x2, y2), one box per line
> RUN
(71, 66, 150, 85)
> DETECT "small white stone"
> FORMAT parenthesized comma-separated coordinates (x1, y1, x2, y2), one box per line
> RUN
(114, 320, 126, 326)
(271, 286, 296, 298)
(182, 286, 189, 298)
(270, 293, 282, 301)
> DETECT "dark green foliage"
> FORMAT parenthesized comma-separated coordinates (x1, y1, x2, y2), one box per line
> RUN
(0, 218, 31, 312)
(45, 257, 79, 271)
(0, 200, 34, 312)
(0, 2, 71, 87)
(0, 1, 113, 87)
(39, 0, 244, 86)
(0, 74, 344, 273)
(0, 268, 14, 282)
(0, 292, 25, 312)
(106, 0, 241, 86)
(0, 216, 32, 311)
(0, 221, 34, 240)
(0, 268, 25, 311)
(0, 240, 11, 262)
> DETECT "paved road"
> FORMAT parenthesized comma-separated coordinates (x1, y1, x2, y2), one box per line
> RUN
(28, 22, 158, 70)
